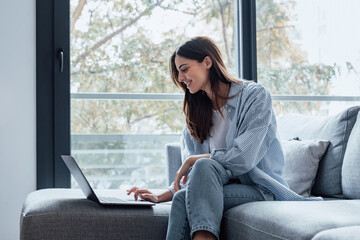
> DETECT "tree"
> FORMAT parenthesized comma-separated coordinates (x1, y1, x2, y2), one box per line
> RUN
(256, 0, 337, 114)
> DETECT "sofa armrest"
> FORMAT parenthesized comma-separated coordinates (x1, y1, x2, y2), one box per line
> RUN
(165, 143, 182, 185)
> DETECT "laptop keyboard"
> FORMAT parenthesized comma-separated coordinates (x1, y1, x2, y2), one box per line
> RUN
(99, 196, 129, 203)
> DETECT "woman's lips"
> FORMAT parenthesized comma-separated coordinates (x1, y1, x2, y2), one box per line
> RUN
(186, 81, 192, 88)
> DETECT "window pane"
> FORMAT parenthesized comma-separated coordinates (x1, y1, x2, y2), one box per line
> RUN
(256, 0, 360, 114)
(70, 0, 236, 189)
(70, 0, 236, 94)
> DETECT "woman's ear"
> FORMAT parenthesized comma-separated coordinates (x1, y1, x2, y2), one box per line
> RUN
(203, 56, 212, 69)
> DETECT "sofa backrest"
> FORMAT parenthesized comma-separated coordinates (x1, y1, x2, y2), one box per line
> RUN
(165, 143, 182, 185)
(342, 111, 360, 199)
(277, 106, 360, 198)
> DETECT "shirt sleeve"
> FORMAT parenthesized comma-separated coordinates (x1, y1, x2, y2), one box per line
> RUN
(180, 126, 195, 162)
(168, 181, 187, 196)
(210, 84, 276, 176)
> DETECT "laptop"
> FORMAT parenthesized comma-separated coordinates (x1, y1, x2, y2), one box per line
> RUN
(61, 155, 155, 206)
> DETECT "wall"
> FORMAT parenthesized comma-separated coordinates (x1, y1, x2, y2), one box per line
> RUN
(0, 0, 36, 239)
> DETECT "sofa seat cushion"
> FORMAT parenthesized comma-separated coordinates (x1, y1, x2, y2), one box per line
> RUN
(311, 226, 360, 240)
(21, 189, 171, 240)
(221, 200, 360, 240)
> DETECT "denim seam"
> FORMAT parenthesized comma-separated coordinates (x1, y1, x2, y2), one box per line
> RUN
(179, 218, 188, 240)
(186, 177, 192, 222)
(223, 215, 288, 240)
(224, 194, 264, 201)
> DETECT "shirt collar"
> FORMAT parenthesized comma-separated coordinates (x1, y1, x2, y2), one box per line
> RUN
(226, 81, 244, 109)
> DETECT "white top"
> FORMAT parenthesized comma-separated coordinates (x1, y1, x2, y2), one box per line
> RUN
(209, 106, 231, 153)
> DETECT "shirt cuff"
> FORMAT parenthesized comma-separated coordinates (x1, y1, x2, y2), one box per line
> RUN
(168, 181, 187, 196)
(168, 185, 175, 196)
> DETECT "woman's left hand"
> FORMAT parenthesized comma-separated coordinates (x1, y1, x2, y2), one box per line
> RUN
(173, 154, 211, 193)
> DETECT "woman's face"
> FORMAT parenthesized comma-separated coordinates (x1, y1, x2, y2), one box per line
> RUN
(174, 55, 212, 94)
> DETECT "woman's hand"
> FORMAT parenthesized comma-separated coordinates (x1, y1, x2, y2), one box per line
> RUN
(126, 187, 159, 203)
(174, 154, 211, 193)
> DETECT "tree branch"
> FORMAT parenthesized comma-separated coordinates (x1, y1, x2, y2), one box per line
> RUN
(158, 5, 198, 16)
(217, 0, 232, 66)
(75, 0, 163, 63)
(71, 0, 87, 33)
(129, 106, 179, 125)
(257, 25, 295, 33)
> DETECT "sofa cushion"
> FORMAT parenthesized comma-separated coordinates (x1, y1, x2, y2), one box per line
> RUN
(342, 111, 360, 199)
(281, 139, 329, 197)
(165, 143, 182, 185)
(277, 106, 360, 197)
(221, 200, 360, 240)
(21, 189, 171, 240)
(311, 226, 360, 240)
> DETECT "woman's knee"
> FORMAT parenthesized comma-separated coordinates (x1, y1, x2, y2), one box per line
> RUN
(189, 158, 223, 181)
(172, 188, 186, 204)
(192, 158, 218, 172)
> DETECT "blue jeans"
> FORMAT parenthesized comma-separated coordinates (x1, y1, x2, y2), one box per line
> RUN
(165, 158, 267, 240)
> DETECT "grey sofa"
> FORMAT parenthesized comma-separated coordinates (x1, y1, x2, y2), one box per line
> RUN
(21, 106, 360, 240)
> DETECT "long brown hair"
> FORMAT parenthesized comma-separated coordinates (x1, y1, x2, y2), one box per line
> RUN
(170, 36, 242, 143)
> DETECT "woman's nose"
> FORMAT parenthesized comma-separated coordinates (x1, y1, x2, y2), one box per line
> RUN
(178, 72, 185, 82)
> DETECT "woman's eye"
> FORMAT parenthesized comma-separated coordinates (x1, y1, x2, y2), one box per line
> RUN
(181, 68, 188, 73)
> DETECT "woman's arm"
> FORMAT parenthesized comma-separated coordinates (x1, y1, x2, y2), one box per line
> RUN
(210, 84, 275, 176)
(156, 189, 173, 202)
(173, 153, 211, 192)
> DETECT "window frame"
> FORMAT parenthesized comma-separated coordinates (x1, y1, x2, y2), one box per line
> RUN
(36, 0, 71, 189)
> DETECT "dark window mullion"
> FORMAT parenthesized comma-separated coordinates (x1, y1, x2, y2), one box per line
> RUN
(36, 0, 70, 189)
(54, 0, 71, 188)
(238, 0, 257, 82)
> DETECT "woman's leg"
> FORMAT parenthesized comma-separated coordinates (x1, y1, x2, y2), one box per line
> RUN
(166, 189, 191, 240)
(223, 183, 266, 212)
(186, 158, 230, 240)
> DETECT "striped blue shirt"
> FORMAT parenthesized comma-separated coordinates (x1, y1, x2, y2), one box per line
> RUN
(170, 81, 322, 201)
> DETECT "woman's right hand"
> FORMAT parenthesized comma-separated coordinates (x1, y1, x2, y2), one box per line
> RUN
(126, 187, 159, 203)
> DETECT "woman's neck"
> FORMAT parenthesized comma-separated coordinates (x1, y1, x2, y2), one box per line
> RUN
(206, 82, 230, 110)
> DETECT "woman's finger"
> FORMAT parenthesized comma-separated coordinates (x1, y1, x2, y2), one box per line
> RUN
(182, 175, 188, 184)
(134, 189, 141, 200)
(137, 189, 151, 194)
(134, 189, 153, 200)
(139, 193, 158, 203)
(126, 187, 139, 195)
(174, 172, 183, 193)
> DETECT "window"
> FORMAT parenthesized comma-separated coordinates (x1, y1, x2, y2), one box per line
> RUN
(37, 0, 360, 189)
(256, 0, 360, 116)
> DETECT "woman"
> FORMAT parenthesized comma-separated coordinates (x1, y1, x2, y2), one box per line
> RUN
(127, 36, 319, 240)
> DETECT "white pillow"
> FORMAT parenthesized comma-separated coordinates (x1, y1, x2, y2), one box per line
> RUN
(281, 139, 330, 197)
